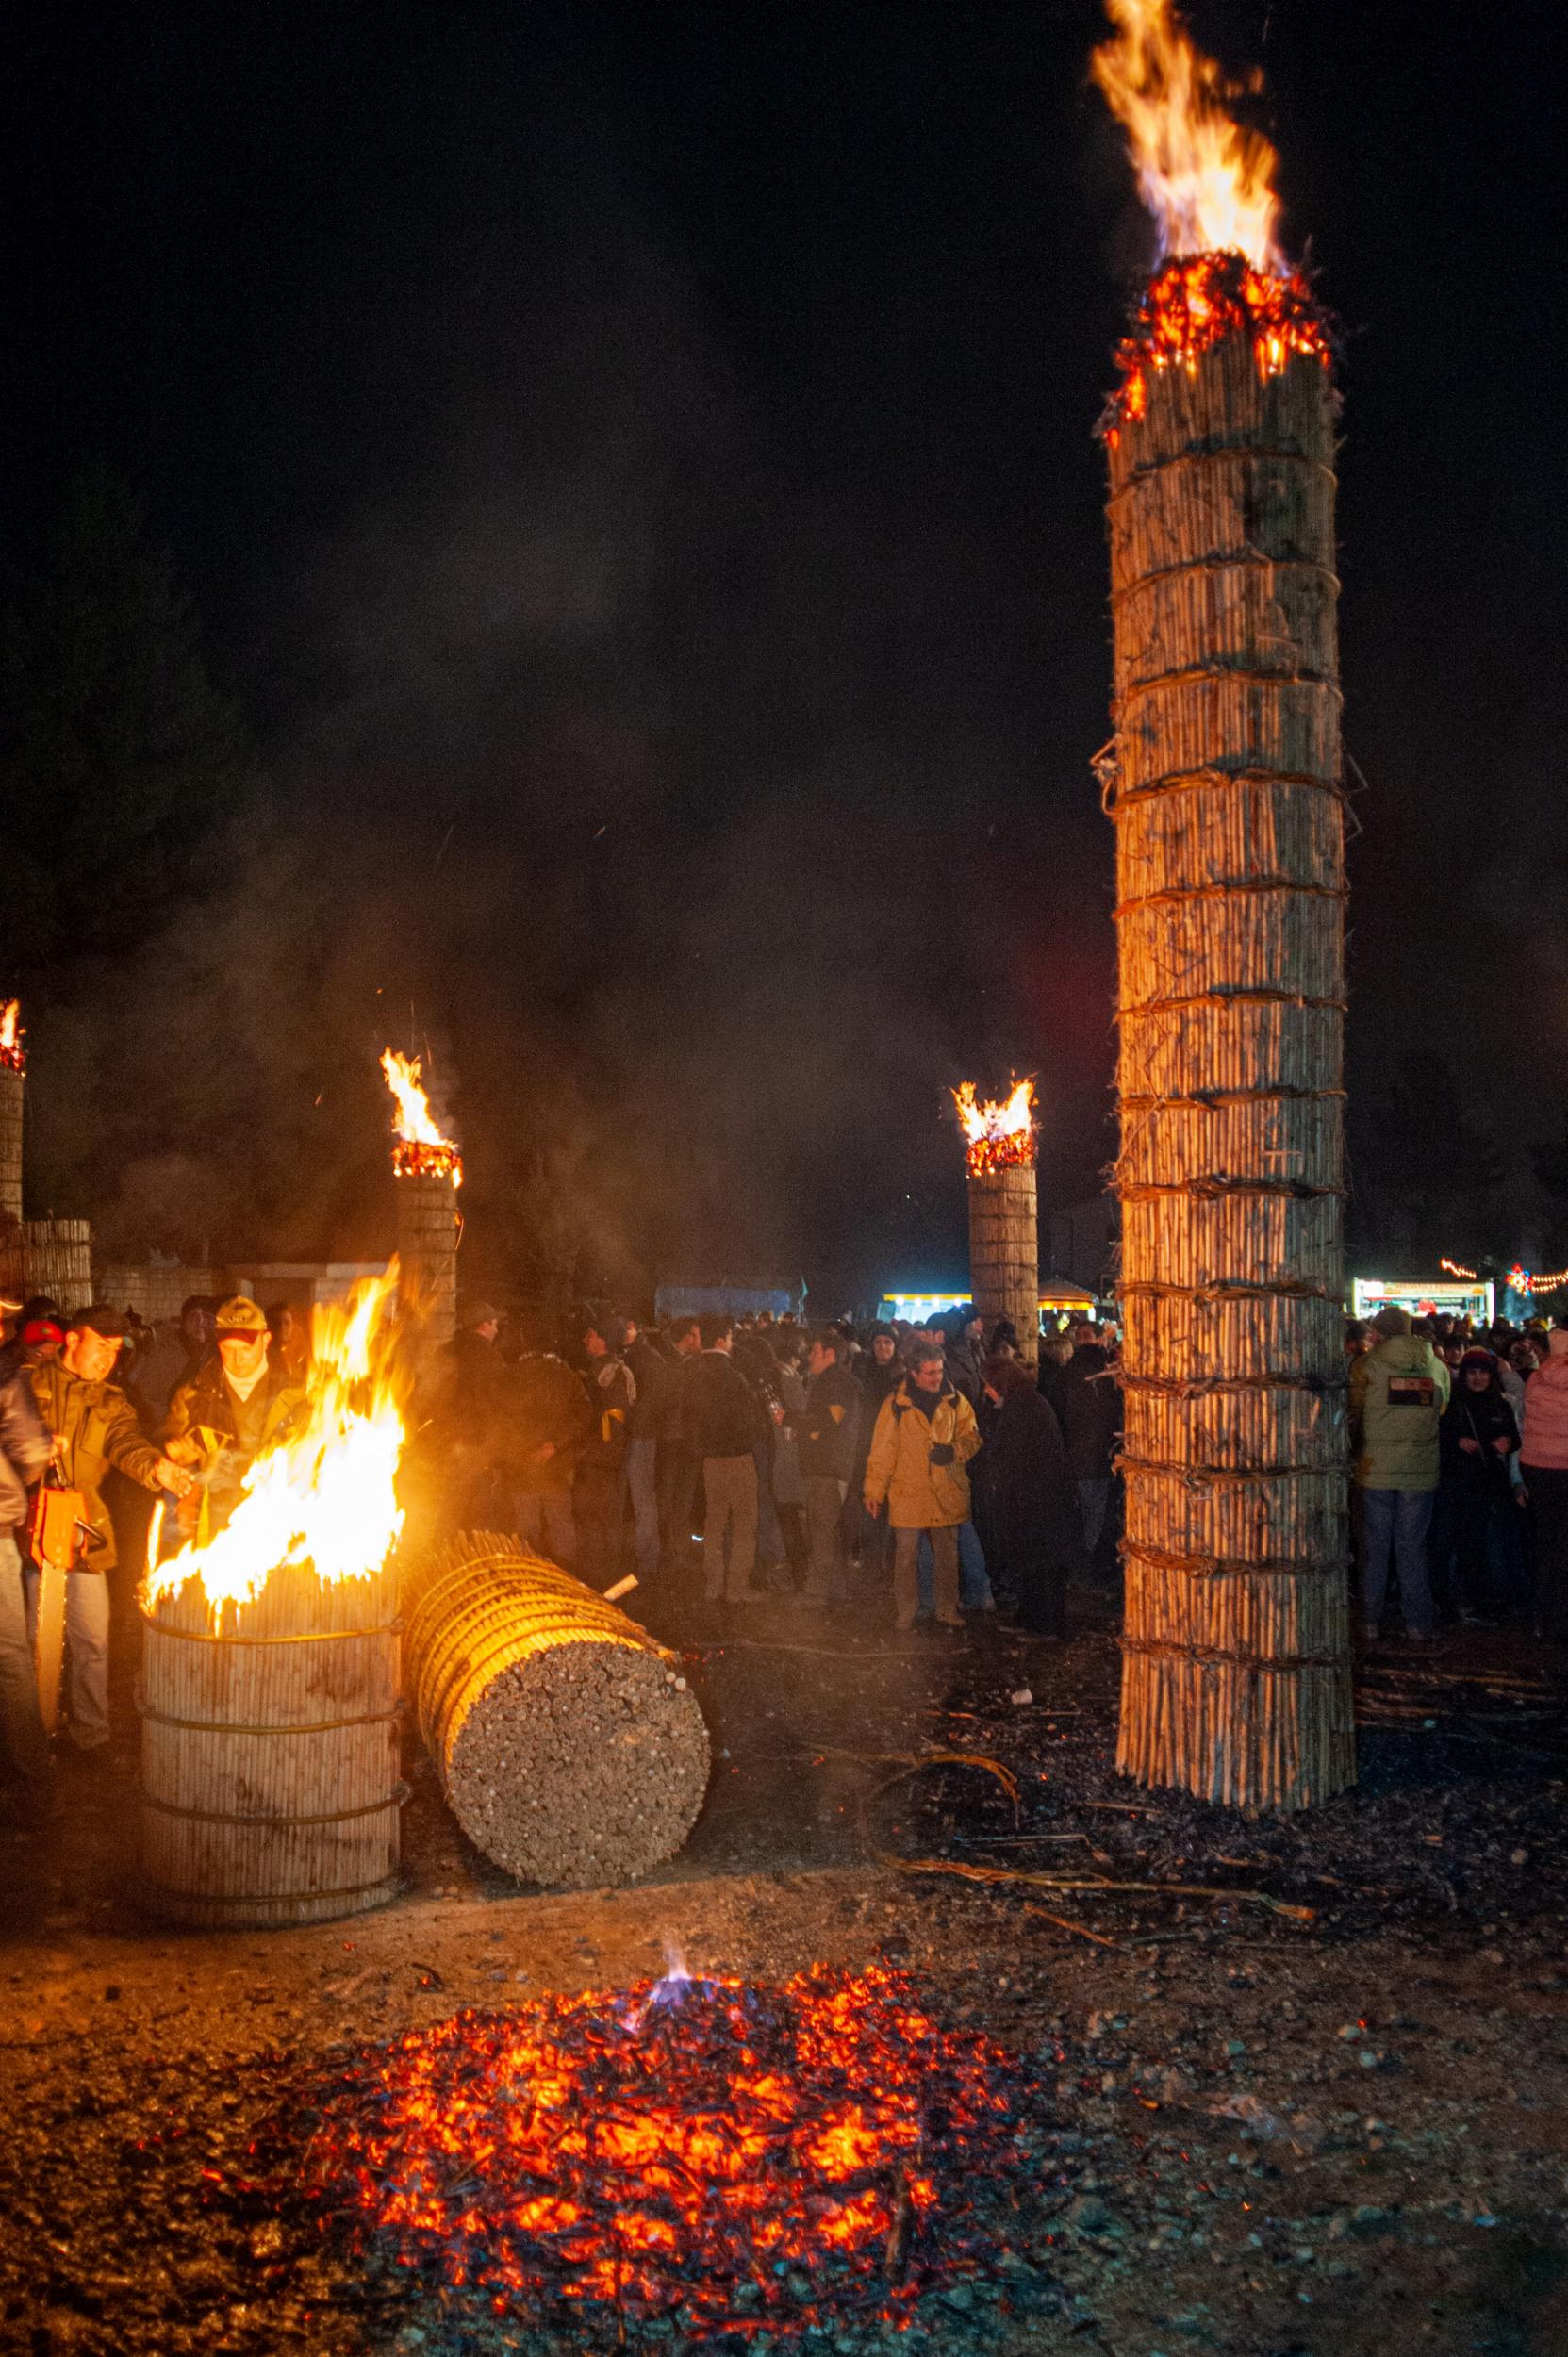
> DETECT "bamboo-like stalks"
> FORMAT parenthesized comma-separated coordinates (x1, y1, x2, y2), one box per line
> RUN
(139, 1560, 403, 1926)
(967, 1162, 1040, 1364)
(396, 1171, 459, 1349)
(21, 1219, 92, 1305)
(1106, 321, 1354, 1813)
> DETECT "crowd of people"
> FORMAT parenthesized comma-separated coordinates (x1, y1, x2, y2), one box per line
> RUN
(1347, 1304, 1568, 1643)
(5, 1274, 1565, 1809)
(436, 1299, 1121, 1643)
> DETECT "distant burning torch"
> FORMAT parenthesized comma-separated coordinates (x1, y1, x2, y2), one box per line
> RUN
(382, 1048, 461, 1349)
(0, 1000, 25, 1230)
(953, 1080, 1039, 1366)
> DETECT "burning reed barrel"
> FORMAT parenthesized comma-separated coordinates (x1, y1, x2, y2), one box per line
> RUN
(404, 1533, 711, 1889)
(139, 1560, 404, 1927)
(968, 1162, 1040, 1368)
(1105, 257, 1354, 1812)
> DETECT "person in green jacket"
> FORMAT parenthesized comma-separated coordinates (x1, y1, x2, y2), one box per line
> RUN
(1349, 1306, 1450, 1642)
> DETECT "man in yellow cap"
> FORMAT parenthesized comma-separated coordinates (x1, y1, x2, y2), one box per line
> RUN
(161, 1295, 308, 1538)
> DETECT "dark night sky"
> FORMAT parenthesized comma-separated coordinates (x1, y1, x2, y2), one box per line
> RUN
(1, 2, 1563, 1303)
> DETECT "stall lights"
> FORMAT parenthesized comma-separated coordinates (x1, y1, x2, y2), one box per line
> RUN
(1439, 1259, 1477, 1282)
(1506, 1265, 1568, 1298)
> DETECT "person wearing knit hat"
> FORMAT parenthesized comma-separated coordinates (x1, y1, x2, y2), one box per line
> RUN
(1519, 1328, 1568, 1640)
(1350, 1306, 1450, 1642)
(1435, 1348, 1520, 1624)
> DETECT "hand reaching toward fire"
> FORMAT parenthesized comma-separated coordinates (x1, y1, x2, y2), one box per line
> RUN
(154, 1457, 197, 1498)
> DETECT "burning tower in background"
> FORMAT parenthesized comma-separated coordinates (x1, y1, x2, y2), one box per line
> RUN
(1095, 0, 1354, 1807)
(954, 1080, 1039, 1367)
(382, 1047, 462, 1351)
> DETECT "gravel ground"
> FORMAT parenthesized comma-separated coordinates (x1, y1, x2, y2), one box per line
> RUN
(2, 1565, 1566, 2356)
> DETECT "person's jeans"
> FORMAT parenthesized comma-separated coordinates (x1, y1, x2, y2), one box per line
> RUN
(1078, 1478, 1111, 1558)
(916, 1520, 994, 1613)
(1359, 1486, 1435, 1636)
(623, 1438, 661, 1577)
(0, 1531, 50, 1783)
(513, 1490, 576, 1567)
(1527, 1464, 1568, 1639)
(702, 1456, 758, 1600)
(23, 1557, 110, 1748)
(894, 1525, 960, 1627)
(802, 1475, 849, 1602)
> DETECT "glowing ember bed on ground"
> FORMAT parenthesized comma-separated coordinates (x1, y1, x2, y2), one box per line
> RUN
(281, 1965, 1057, 2342)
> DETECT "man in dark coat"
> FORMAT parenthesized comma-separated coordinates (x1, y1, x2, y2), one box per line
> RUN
(1059, 1338, 1121, 1561)
(982, 1356, 1084, 1637)
(850, 1325, 903, 1574)
(622, 1316, 669, 1579)
(575, 1314, 635, 1581)
(684, 1317, 768, 1605)
(798, 1329, 862, 1607)
(508, 1311, 592, 1566)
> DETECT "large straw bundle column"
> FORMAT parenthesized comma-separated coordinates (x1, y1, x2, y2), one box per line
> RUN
(967, 1161, 1040, 1368)
(1105, 266, 1354, 1811)
(396, 1170, 458, 1349)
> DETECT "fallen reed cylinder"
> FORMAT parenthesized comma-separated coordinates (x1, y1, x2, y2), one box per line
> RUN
(138, 1560, 403, 1927)
(403, 1532, 711, 1890)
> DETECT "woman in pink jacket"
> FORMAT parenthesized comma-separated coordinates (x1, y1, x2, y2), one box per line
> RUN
(1519, 1328, 1568, 1639)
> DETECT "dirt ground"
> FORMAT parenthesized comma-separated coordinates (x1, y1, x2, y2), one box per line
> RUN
(3, 1563, 1566, 2357)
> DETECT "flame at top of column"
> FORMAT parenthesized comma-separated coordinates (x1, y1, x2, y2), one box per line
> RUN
(1093, 0, 1280, 272)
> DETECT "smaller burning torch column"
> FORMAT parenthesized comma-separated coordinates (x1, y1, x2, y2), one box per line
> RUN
(382, 1050, 462, 1352)
(0, 1003, 25, 1304)
(0, 1001, 24, 1230)
(955, 1081, 1039, 1368)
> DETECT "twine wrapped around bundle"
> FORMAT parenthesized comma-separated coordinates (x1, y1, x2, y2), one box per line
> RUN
(1105, 319, 1355, 1813)
(139, 1561, 403, 1927)
(403, 1533, 711, 1888)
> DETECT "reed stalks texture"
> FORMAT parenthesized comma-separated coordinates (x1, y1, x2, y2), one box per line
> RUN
(968, 1162, 1040, 1365)
(139, 1559, 403, 1925)
(1106, 324, 1354, 1812)
(396, 1170, 459, 1350)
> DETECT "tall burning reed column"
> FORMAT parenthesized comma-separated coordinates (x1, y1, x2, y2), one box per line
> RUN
(382, 1049, 462, 1350)
(0, 1002, 25, 1304)
(954, 1081, 1039, 1368)
(1095, 1, 1354, 1808)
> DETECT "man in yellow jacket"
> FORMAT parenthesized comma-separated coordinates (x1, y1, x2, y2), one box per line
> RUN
(863, 1339, 982, 1634)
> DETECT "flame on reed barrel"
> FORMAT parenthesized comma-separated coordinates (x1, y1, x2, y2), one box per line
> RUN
(1095, 0, 1354, 1810)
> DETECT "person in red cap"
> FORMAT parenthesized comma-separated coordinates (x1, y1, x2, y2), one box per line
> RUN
(161, 1295, 307, 1540)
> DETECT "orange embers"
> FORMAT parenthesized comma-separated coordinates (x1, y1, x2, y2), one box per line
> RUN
(1105, 251, 1331, 438)
(380, 1047, 462, 1188)
(0, 1000, 23, 1073)
(953, 1078, 1037, 1178)
(300, 1966, 1039, 2336)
